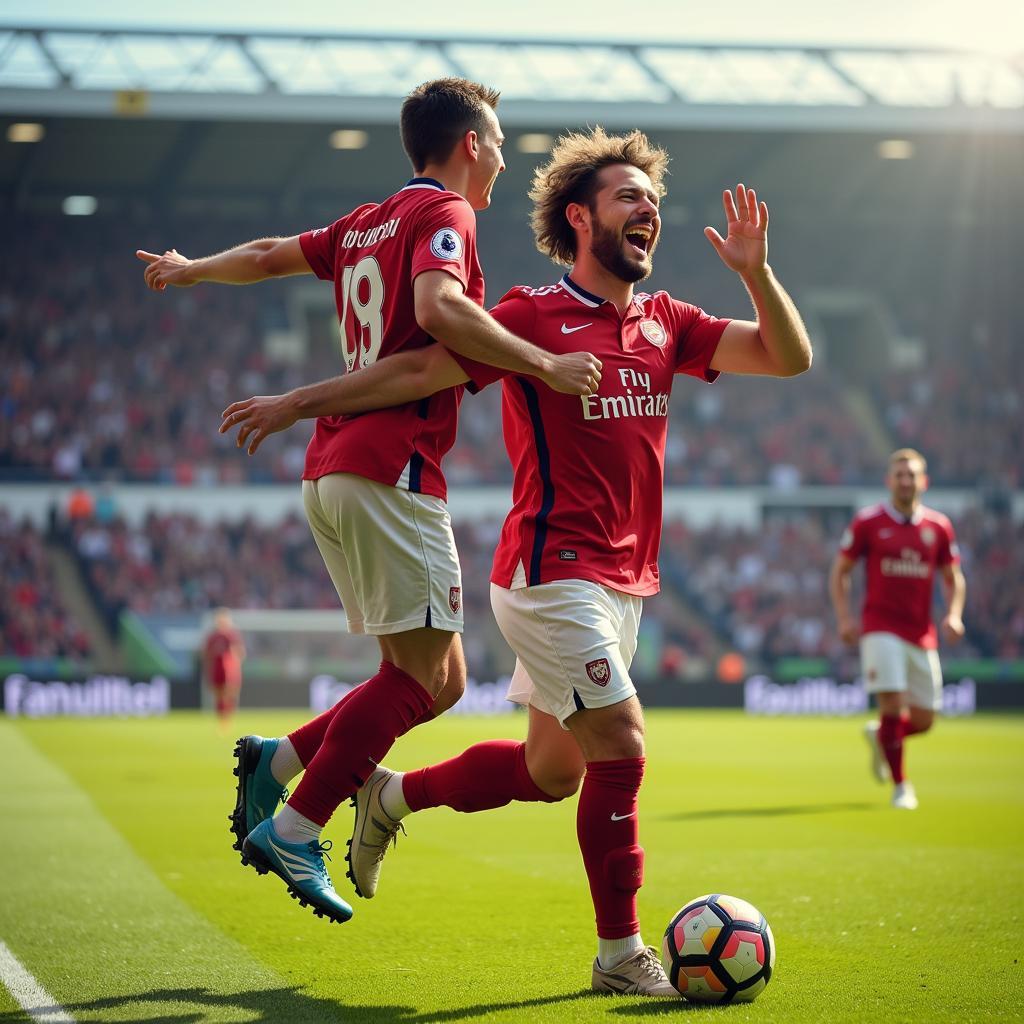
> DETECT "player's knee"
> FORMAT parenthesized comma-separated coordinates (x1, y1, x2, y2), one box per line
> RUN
(605, 845, 645, 894)
(537, 768, 583, 801)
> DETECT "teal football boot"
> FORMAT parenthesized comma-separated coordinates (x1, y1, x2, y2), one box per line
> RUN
(242, 819, 353, 924)
(229, 735, 287, 857)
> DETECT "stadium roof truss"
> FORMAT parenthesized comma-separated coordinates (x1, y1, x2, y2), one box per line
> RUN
(1, 26, 1022, 131)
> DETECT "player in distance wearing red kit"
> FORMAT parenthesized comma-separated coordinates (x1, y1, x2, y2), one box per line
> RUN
(830, 448, 966, 810)
(222, 127, 812, 991)
(138, 78, 600, 925)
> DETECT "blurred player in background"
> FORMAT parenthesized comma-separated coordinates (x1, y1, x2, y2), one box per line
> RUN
(137, 77, 601, 925)
(830, 448, 966, 810)
(202, 608, 245, 732)
(223, 127, 812, 993)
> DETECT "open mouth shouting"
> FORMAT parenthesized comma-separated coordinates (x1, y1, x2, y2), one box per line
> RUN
(624, 221, 655, 259)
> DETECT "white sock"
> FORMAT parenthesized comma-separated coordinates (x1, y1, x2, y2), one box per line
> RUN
(269, 737, 303, 785)
(598, 933, 644, 970)
(272, 803, 322, 843)
(379, 772, 410, 821)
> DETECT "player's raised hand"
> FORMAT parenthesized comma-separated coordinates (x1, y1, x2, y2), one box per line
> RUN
(220, 394, 300, 455)
(135, 248, 196, 291)
(704, 184, 769, 276)
(543, 351, 603, 396)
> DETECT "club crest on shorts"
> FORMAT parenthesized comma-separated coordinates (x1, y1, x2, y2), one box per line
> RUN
(586, 658, 611, 686)
(449, 587, 462, 614)
(639, 318, 667, 347)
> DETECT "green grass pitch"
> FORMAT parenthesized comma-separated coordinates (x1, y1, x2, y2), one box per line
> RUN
(1, 709, 1022, 1022)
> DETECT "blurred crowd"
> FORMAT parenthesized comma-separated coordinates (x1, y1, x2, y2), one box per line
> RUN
(0, 510, 91, 661)
(4, 215, 1018, 489)
(4, 503, 1017, 666)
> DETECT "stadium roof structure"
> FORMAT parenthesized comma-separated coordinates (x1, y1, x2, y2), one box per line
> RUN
(2, 26, 1023, 132)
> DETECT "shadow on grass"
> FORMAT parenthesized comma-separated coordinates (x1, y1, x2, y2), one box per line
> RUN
(664, 801, 877, 821)
(0, 985, 609, 1024)
(0, 986, 396, 1024)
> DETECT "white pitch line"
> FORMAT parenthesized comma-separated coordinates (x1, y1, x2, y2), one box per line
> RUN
(0, 941, 75, 1023)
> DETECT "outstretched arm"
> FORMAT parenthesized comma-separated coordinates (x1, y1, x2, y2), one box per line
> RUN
(136, 236, 311, 290)
(705, 185, 812, 378)
(220, 344, 469, 454)
(415, 271, 602, 397)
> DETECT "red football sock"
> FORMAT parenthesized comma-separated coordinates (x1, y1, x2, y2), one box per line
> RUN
(287, 661, 433, 826)
(878, 714, 906, 784)
(577, 757, 645, 940)
(402, 739, 560, 813)
(289, 682, 437, 767)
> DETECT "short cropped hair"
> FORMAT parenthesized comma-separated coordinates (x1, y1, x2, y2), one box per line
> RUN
(400, 78, 501, 172)
(529, 127, 669, 266)
(889, 448, 927, 472)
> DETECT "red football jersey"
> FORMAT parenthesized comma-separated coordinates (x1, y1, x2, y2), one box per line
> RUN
(839, 501, 960, 649)
(455, 274, 729, 596)
(204, 627, 241, 685)
(298, 178, 484, 500)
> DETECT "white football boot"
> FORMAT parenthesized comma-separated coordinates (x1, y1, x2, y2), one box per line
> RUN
(592, 946, 680, 997)
(863, 720, 887, 783)
(891, 781, 919, 810)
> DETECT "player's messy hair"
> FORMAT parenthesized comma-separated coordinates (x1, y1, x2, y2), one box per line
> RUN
(530, 127, 669, 266)
(889, 447, 927, 472)
(401, 78, 501, 172)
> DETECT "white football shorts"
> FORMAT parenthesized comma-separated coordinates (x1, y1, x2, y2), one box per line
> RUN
(490, 578, 641, 727)
(860, 631, 943, 711)
(302, 473, 463, 636)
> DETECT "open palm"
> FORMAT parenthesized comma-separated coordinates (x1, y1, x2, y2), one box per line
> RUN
(704, 184, 768, 275)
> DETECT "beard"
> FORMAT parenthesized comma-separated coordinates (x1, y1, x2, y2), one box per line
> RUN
(589, 214, 655, 283)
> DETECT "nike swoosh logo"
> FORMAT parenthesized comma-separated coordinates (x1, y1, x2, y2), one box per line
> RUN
(610, 811, 636, 821)
(561, 322, 592, 334)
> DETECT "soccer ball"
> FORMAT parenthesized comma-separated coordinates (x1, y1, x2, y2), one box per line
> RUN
(661, 893, 775, 1003)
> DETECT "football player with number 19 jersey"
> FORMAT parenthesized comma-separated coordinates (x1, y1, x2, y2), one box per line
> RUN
(138, 78, 600, 926)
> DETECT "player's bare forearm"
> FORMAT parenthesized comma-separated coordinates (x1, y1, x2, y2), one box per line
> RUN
(220, 346, 467, 454)
(415, 273, 601, 395)
(942, 565, 967, 622)
(739, 267, 812, 377)
(829, 557, 858, 643)
(136, 236, 309, 290)
(293, 347, 467, 417)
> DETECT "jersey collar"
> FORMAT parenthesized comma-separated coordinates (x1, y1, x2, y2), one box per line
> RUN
(402, 177, 446, 191)
(559, 272, 607, 308)
(883, 501, 924, 525)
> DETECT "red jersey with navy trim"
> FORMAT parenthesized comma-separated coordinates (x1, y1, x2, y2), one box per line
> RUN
(839, 502, 960, 649)
(298, 178, 484, 500)
(454, 274, 729, 596)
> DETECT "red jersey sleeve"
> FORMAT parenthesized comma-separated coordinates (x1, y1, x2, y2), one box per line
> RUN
(410, 195, 478, 292)
(448, 288, 533, 394)
(666, 297, 729, 382)
(839, 516, 867, 561)
(299, 221, 344, 281)
(936, 516, 960, 567)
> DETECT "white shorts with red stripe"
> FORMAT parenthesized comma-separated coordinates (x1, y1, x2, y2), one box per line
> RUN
(860, 631, 943, 710)
(490, 579, 641, 727)
(302, 473, 463, 636)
